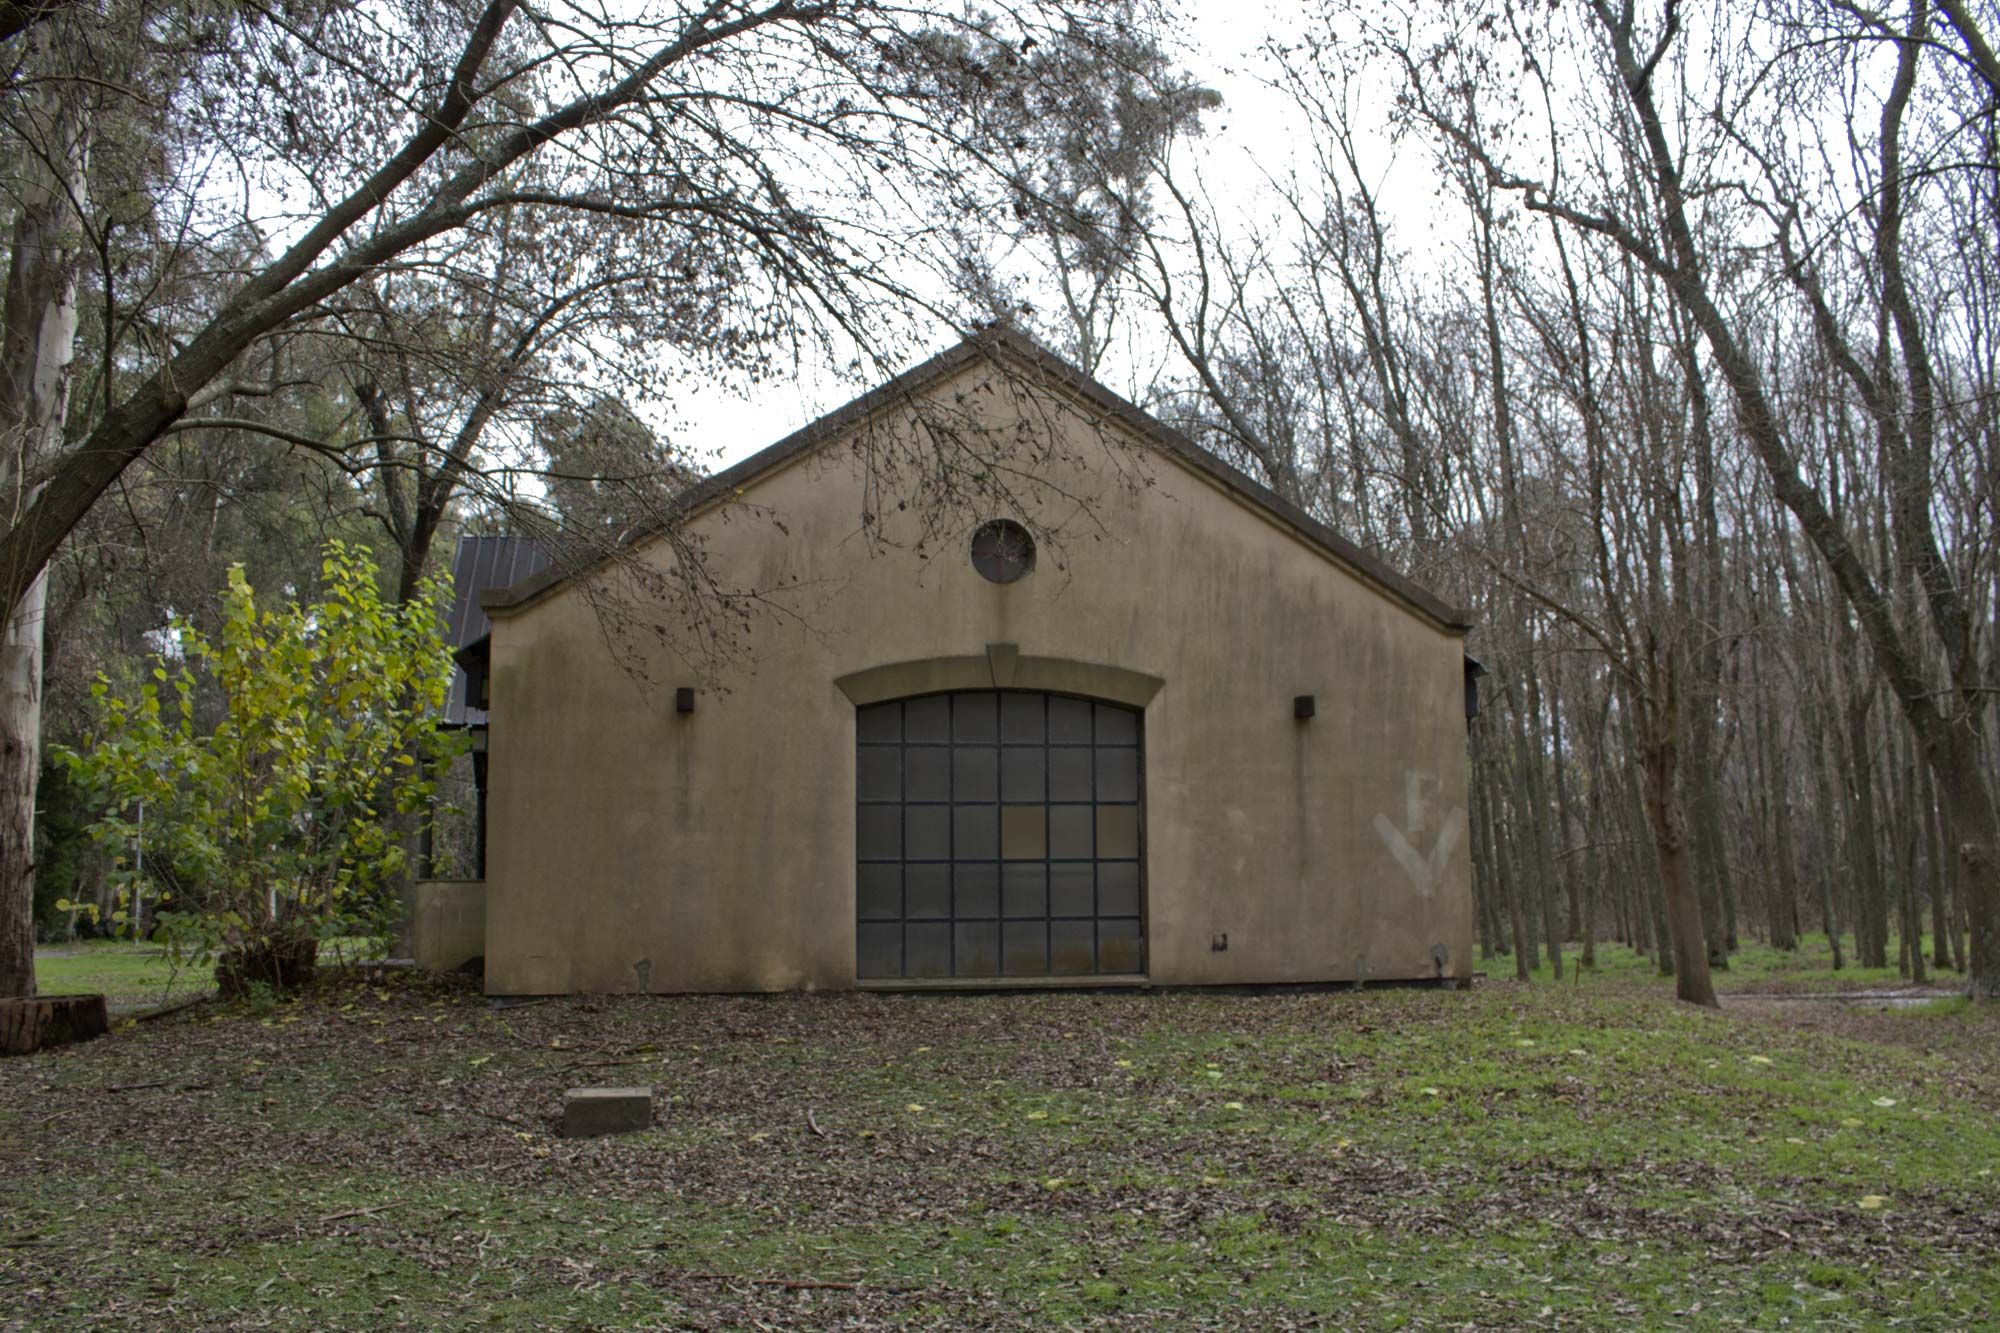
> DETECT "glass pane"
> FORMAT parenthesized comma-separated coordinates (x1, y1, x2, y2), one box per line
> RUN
(906, 747, 950, 802)
(1000, 747, 1045, 802)
(952, 692, 997, 742)
(907, 805, 950, 860)
(954, 862, 999, 918)
(906, 923, 951, 978)
(1050, 920, 1095, 974)
(905, 695, 949, 743)
(953, 806, 998, 860)
(1094, 703, 1139, 745)
(1097, 747, 1139, 802)
(1002, 863, 1046, 918)
(857, 924, 901, 978)
(1098, 861, 1140, 916)
(1003, 922, 1049, 975)
(1096, 806, 1139, 860)
(1001, 692, 1044, 743)
(858, 746, 900, 802)
(858, 864, 900, 920)
(952, 746, 998, 802)
(1098, 919, 1143, 973)
(1049, 747, 1092, 802)
(857, 703, 900, 744)
(1002, 805, 1046, 860)
(906, 864, 950, 919)
(1049, 696, 1092, 743)
(1050, 862, 1093, 917)
(954, 922, 1001, 977)
(1049, 805, 1094, 859)
(857, 806, 900, 861)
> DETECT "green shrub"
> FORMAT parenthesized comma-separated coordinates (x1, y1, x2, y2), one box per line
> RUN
(53, 542, 466, 992)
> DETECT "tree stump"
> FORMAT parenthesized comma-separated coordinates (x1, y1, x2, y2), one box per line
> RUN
(0, 994, 110, 1056)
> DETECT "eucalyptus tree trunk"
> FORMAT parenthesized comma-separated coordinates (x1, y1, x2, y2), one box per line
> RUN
(0, 72, 88, 999)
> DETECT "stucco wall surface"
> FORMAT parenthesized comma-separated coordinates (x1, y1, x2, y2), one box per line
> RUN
(412, 880, 486, 972)
(482, 356, 1473, 993)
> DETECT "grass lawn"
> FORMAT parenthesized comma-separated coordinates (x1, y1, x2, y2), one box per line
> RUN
(31, 940, 211, 1013)
(1518, 934, 1962, 994)
(4, 975, 1997, 1331)
(33, 939, 388, 1014)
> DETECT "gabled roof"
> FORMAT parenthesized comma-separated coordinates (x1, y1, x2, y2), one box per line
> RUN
(482, 328, 1471, 633)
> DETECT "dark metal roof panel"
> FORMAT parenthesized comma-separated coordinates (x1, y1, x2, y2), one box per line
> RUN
(444, 536, 550, 725)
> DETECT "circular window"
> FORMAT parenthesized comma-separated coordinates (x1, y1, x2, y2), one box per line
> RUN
(970, 518, 1036, 584)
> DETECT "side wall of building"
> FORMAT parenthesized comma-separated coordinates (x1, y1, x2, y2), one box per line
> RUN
(482, 361, 1473, 993)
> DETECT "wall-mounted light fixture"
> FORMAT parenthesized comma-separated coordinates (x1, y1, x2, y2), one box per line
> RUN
(675, 686, 695, 714)
(1294, 694, 1316, 720)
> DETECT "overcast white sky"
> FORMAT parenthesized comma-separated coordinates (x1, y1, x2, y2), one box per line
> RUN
(682, 0, 1436, 472)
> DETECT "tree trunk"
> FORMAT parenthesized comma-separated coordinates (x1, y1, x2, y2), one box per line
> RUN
(1923, 756, 1959, 971)
(0, 573, 47, 999)
(1486, 760, 1533, 980)
(0, 69, 87, 999)
(1683, 697, 1732, 968)
(1804, 689, 1845, 969)
(1930, 730, 2000, 998)
(1920, 755, 1954, 971)
(1636, 722, 1718, 1007)
(1470, 753, 1500, 962)
(1844, 689, 1890, 968)
(1757, 668, 1799, 950)
(1579, 693, 1604, 969)
(1524, 676, 1564, 979)
(1549, 669, 1580, 941)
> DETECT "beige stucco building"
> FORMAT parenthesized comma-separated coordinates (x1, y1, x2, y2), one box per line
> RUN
(433, 330, 1475, 994)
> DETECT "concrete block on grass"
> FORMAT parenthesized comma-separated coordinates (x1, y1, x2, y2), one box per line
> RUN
(561, 1086, 653, 1138)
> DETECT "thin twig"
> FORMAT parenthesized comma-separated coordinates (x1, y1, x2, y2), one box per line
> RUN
(319, 1202, 403, 1224)
(134, 993, 215, 1024)
(554, 1057, 651, 1076)
(806, 1108, 826, 1139)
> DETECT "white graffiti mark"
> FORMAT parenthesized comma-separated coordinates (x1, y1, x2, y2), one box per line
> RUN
(1373, 770, 1467, 899)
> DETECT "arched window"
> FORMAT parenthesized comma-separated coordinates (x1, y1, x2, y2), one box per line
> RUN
(855, 690, 1144, 980)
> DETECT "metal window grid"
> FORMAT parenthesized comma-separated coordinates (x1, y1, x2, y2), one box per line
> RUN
(855, 690, 1145, 979)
